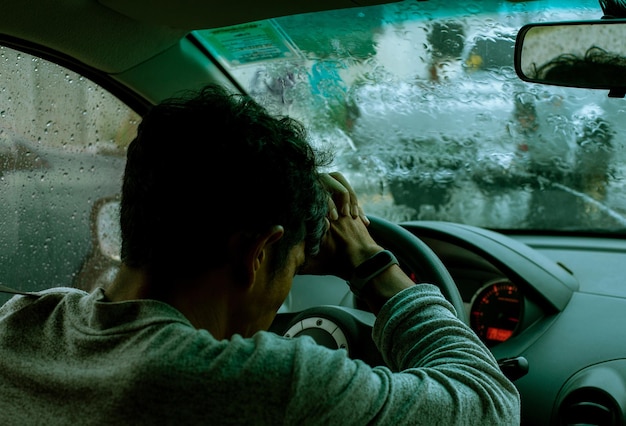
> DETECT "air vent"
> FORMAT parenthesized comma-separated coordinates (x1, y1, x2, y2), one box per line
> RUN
(558, 388, 619, 426)
(553, 359, 626, 426)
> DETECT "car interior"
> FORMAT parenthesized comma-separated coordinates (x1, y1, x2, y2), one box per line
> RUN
(2, 0, 626, 424)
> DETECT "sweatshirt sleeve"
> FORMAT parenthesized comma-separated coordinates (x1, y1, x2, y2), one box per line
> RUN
(283, 284, 520, 425)
(370, 284, 521, 424)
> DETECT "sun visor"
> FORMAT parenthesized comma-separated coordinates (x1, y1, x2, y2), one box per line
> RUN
(98, 0, 401, 30)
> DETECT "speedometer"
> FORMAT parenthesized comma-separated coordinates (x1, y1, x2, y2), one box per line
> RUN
(469, 280, 523, 347)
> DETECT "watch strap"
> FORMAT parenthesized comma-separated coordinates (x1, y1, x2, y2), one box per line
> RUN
(348, 249, 399, 297)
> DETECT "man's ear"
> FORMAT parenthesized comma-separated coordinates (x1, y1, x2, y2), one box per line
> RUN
(229, 226, 284, 288)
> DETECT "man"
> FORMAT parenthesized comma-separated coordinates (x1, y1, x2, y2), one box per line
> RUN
(0, 84, 520, 424)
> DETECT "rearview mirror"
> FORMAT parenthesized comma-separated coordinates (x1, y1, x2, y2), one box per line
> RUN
(514, 20, 626, 97)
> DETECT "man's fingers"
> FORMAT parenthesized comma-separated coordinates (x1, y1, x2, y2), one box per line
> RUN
(328, 172, 359, 217)
(328, 198, 339, 220)
(329, 172, 370, 225)
(321, 172, 369, 225)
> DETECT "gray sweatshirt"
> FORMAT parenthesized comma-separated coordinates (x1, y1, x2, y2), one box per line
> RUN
(0, 284, 520, 425)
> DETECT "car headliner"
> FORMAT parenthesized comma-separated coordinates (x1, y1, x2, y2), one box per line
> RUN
(0, 0, 399, 74)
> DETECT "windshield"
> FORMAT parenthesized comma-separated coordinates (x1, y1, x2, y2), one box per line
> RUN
(195, 0, 626, 233)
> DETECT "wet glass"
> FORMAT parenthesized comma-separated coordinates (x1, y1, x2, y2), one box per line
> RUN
(196, 0, 626, 233)
(0, 46, 139, 299)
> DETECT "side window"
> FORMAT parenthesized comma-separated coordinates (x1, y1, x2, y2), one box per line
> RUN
(0, 46, 139, 300)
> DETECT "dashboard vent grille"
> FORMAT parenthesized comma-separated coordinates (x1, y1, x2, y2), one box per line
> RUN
(558, 388, 620, 426)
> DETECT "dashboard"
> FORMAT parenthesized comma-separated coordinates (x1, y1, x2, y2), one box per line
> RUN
(275, 220, 574, 349)
(271, 219, 626, 423)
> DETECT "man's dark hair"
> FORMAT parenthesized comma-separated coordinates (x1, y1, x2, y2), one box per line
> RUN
(533, 46, 626, 88)
(600, 0, 626, 18)
(120, 84, 331, 283)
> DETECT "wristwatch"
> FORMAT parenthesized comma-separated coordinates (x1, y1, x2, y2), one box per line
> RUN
(348, 249, 399, 297)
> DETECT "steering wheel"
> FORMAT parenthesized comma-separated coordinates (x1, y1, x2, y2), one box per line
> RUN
(366, 215, 464, 316)
(271, 215, 465, 366)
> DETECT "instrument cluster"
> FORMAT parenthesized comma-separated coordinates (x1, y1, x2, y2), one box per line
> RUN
(468, 279, 523, 347)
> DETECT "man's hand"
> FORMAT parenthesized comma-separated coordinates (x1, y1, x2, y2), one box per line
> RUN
(321, 172, 369, 225)
(300, 172, 380, 279)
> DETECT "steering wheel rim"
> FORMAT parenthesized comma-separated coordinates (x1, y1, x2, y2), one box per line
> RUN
(273, 215, 466, 365)
(367, 215, 465, 321)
